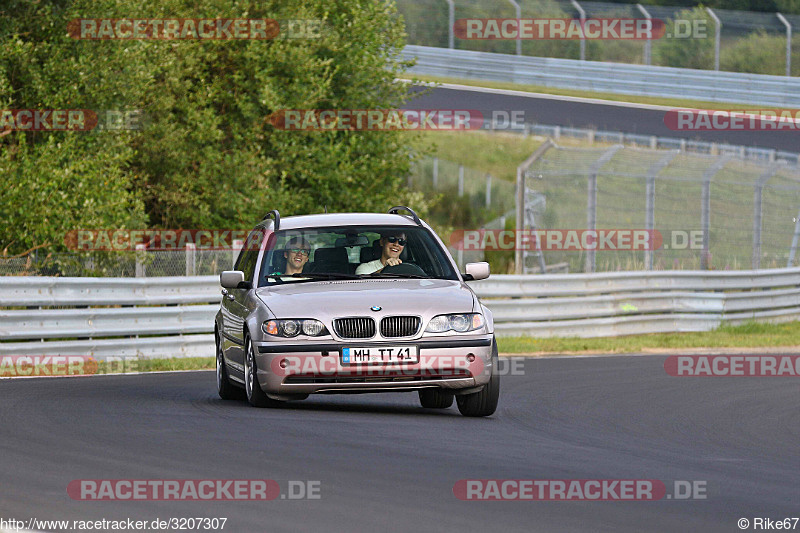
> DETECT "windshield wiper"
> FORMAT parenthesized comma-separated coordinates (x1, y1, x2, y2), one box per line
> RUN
(280, 272, 362, 280)
(367, 272, 429, 279)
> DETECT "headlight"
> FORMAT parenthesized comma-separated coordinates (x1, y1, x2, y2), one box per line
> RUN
(425, 313, 484, 333)
(263, 319, 329, 337)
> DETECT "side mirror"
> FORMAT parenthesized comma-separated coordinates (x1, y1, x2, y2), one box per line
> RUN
(463, 262, 490, 281)
(220, 270, 250, 289)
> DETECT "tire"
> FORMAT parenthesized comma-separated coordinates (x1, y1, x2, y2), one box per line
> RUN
(418, 388, 454, 409)
(244, 334, 283, 408)
(456, 338, 500, 417)
(216, 333, 243, 400)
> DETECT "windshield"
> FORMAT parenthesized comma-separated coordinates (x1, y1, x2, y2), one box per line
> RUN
(257, 225, 459, 286)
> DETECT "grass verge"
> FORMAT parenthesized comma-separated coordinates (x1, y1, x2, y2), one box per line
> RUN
(87, 321, 800, 375)
(498, 321, 800, 355)
(408, 74, 766, 111)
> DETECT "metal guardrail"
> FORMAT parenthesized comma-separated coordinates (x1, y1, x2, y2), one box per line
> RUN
(2, 269, 799, 357)
(402, 45, 800, 107)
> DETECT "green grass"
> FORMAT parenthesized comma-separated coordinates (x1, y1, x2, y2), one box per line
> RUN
(406, 74, 769, 111)
(498, 321, 800, 355)
(94, 356, 214, 374)
(81, 321, 800, 375)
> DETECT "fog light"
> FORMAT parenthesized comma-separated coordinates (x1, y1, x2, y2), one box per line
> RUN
(467, 354, 476, 363)
(279, 359, 288, 369)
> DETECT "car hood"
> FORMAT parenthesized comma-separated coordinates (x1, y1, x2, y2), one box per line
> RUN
(255, 279, 475, 318)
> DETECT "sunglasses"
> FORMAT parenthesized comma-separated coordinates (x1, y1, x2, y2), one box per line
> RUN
(287, 248, 310, 256)
(386, 236, 406, 246)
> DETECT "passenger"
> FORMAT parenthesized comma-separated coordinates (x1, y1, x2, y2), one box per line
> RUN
(355, 232, 406, 275)
(272, 236, 310, 276)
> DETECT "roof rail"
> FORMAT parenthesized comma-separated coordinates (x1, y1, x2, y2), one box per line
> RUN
(262, 210, 280, 230)
(388, 206, 422, 226)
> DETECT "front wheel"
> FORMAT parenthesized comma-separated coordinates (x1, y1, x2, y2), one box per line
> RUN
(456, 338, 500, 417)
(244, 334, 283, 408)
(217, 334, 243, 400)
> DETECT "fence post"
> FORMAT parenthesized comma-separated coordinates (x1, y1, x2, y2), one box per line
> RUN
(788, 208, 800, 267)
(644, 151, 678, 270)
(777, 13, 792, 76)
(486, 174, 492, 207)
(458, 165, 464, 196)
(571, 0, 586, 61)
(446, 0, 455, 49)
(135, 244, 146, 277)
(700, 155, 731, 270)
(706, 8, 721, 71)
(232, 239, 243, 269)
(636, 4, 653, 65)
(186, 242, 196, 276)
(516, 140, 555, 274)
(432, 157, 439, 188)
(585, 146, 623, 273)
(752, 164, 780, 269)
(508, 0, 522, 56)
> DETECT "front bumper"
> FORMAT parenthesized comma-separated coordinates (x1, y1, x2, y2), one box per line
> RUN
(254, 336, 494, 396)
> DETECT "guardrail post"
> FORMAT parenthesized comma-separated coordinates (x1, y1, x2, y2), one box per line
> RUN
(186, 243, 196, 276)
(571, 0, 586, 61)
(516, 140, 554, 274)
(636, 4, 652, 65)
(486, 174, 492, 207)
(752, 163, 781, 269)
(458, 165, 464, 196)
(706, 8, 721, 71)
(777, 13, 792, 76)
(232, 239, 243, 269)
(446, 0, 455, 49)
(135, 244, 146, 277)
(585, 145, 623, 273)
(700, 155, 731, 269)
(432, 157, 439, 188)
(507, 0, 522, 56)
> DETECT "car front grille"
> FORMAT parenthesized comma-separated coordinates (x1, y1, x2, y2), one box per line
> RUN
(333, 317, 376, 339)
(380, 316, 421, 338)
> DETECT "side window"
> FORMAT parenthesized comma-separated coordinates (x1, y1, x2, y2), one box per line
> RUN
(235, 229, 263, 283)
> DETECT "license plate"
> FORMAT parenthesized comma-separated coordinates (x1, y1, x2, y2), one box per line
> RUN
(341, 346, 419, 365)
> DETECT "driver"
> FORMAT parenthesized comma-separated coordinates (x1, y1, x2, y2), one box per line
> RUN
(271, 236, 311, 276)
(355, 232, 406, 275)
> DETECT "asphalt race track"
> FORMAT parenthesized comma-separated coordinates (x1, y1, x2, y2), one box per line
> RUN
(1, 355, 797, 532)
(405, 85, 800, 153)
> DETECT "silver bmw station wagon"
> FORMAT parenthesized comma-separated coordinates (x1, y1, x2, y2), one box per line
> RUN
(215, 206, 499, 417)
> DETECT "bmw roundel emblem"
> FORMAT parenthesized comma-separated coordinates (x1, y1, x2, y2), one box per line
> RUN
(370, 306, 382, 312)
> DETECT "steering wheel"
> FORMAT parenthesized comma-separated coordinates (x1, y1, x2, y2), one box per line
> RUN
(381, 262, 428, 277)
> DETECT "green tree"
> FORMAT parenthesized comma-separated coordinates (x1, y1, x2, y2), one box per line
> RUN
(653, 6, 715, 69)
(1, 0, 419, 262)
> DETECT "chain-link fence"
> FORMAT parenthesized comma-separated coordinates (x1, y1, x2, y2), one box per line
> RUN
(397, 0, 800, 76)
(519, 142, 800, 273)
(0, 247, 237, 277)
